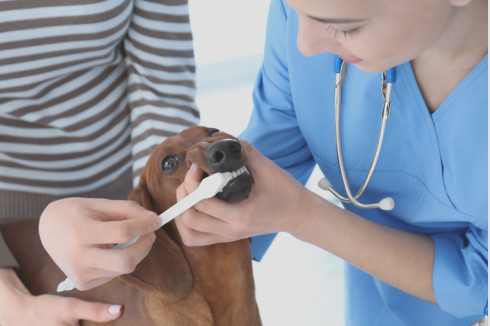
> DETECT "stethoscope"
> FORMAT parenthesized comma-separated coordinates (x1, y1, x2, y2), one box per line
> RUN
(317, 55, 489, 326)
(318, 55, 396, 211)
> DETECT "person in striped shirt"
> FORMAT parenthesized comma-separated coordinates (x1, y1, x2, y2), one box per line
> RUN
(0, 0, 198, 324)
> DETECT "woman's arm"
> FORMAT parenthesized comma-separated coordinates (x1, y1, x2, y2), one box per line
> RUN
(292, 191, 437, 304)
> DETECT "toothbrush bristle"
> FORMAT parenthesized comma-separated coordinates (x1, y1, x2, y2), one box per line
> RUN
(220, 166, 250, 186)
(222, 172, 233, 180)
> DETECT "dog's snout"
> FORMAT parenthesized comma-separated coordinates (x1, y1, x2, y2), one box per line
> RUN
(206, 139, 242, 170)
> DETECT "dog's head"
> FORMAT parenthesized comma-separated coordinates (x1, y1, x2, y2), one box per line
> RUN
(119, 126, 254, 301)
(134, 126, 253, 212)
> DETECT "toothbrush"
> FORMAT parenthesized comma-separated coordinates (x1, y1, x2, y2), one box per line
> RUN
(57, 170, 247, 292)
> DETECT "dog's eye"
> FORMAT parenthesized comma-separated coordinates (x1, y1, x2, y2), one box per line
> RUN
(161, 155, 181, 172)
(209, 129, 220, 137)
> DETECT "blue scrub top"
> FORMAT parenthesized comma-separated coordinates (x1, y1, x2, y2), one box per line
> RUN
(241, 0, 488, 325)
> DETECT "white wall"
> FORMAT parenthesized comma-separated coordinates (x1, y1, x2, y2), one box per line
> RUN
(189, 1, 345, 324)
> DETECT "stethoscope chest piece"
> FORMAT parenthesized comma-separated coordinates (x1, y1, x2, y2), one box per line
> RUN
(469, 316, 488, 326)
(318, 55, 396, 211)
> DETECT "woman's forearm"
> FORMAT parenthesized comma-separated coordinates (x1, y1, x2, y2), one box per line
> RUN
(291, 192, 437, 304)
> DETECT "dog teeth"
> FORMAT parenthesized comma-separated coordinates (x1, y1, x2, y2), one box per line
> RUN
(229, 166, 249, 179)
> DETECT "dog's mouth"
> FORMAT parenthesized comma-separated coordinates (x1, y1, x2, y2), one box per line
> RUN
(201, 165, 253, 203)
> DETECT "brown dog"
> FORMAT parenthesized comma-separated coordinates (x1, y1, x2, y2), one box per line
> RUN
(0, 126, 262, 326)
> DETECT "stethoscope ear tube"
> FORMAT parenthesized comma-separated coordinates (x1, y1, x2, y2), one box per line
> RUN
(320, 56, 396, 211)
(334, 55, 343, 74)
(386, 67, 396, 83)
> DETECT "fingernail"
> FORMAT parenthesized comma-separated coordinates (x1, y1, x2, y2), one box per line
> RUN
(153, 217, 161, 229)
(144, 209, 156, 216)
(190, 163, 197, 169)
(108, 305, 122, 314)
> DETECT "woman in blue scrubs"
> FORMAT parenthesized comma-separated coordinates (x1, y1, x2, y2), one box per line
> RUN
(175, 0, 488, 324)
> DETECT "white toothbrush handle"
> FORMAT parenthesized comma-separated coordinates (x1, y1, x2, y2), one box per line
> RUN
(109, 190, 202, 251)
(113, 237, 139, 250)
(158, 189, 202, 226)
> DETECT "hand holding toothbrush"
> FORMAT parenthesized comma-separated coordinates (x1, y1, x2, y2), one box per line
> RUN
(175, 140, 316, 246)
(39, 198, 160, 291)
(55, 172, 237, 292)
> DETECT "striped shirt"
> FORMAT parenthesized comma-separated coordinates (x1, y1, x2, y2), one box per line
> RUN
(0, 0, 199, 268)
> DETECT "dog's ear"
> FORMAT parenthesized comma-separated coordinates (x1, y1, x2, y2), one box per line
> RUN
(127, 182, 153, 211)
(120, 184, 193, 302)
(119, 228, 194, 302)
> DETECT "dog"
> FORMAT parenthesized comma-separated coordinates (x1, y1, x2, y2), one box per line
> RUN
(0, 126, 262, 326)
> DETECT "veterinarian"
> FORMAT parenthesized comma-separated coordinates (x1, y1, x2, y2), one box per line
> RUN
(0, 1, 195, 325)
(173, 0, 488, 325)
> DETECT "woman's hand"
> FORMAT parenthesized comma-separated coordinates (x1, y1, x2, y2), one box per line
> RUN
(0, 268, 123, 326)
(39, 198, 160, 291)
(175, 141, 317, 246)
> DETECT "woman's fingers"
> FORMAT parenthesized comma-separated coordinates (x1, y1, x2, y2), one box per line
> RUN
(175, 217, 228, 246)
(176, 144, 280, 245)
(176, 180, 190, 201)
(87, 232, 156, 275)
(177, 177, 226, 220)
(70, 275, 118, 292)
(239, 139, 266, 174)
(88, 199, 150, 222)
(177, 165, 241, 222)
(66, 266, 121, 285)
(52, 295, 123, 322)
(178, 208, 231, 236)
(67, 232, 156, 286)
(87, 211, 160, 244)
(193, 197, 233, 220)
(176, 182, 230, 246)
(175, 141, 306, 247)
(183, 163, 204, 194)
(177, 172, 245, 239)
(39, 197, 163, 294)
(176, 157, 255, 241)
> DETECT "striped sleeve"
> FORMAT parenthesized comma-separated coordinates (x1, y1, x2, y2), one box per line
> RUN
(124, 0, 200, 187)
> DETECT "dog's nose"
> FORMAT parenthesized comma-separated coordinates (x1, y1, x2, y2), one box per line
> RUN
(206, 139, 242, 170)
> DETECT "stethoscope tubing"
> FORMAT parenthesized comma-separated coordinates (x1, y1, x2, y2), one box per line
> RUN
(318, 56, 396, 210)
